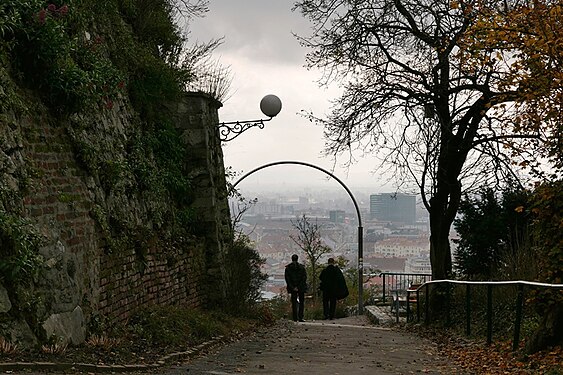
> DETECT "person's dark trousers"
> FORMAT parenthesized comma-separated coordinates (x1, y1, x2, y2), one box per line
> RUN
(290, 290, 305, 321)
(323, 293, 337, 319)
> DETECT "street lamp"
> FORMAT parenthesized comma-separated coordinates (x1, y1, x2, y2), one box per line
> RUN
(229, 161, 365, 315)
(217, 94, 282, 141)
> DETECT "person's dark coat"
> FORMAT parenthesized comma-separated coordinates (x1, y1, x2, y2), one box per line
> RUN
(285, 261, 307, 293)
(319, 264, 349, 300)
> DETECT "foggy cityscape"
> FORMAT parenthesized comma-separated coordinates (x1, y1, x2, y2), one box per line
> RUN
(231, 185, 433, 299)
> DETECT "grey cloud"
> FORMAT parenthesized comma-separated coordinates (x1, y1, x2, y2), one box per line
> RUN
(188, 0, 312, 65)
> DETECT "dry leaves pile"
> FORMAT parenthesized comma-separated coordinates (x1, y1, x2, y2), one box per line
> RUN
(410, 326, 563, 374)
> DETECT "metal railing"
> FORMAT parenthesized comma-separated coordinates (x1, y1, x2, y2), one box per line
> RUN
(406, 280, 563, 351)
(379, 272, 432, 304)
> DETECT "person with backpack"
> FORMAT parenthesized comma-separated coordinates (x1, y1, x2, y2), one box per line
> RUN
(319, 257, 349, 320)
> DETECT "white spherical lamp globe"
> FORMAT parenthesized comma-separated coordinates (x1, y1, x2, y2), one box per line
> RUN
(260, 94, 282, 118)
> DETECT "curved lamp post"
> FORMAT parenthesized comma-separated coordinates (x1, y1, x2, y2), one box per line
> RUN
(230, 160, 365, 315)
(217, 94, 282, 142)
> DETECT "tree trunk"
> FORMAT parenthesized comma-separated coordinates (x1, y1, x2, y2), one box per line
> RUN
(526, 303, 563, 353)
(427, 172, 461, 314)
(428, 180, 460, 281)
(429, 220, 452, 281)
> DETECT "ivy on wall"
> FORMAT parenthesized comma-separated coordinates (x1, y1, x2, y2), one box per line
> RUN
(0, 212, 44, 285)
(1, 0, 200, 270)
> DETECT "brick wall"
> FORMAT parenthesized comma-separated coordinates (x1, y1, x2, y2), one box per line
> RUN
(98, 242, 206, 323)
(21, 114, 102, 316)
(1, 91, 228, 343)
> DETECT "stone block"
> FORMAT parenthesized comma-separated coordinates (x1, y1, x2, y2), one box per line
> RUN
(0, 284, 11, 313)
(42, 305, 86, 345)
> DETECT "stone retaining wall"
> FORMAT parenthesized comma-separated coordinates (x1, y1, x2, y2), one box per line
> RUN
(0, 92, 229, 344)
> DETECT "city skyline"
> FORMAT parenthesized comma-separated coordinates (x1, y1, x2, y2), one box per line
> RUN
(235, 188, 433, 297)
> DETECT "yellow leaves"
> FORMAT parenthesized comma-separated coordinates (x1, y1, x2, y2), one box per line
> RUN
(515, 206, 525, 213)
(518, 160, 531, 170)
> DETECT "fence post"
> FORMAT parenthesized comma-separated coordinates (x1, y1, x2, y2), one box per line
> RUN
(406, 291, 411, 322)
(446, 283, 451, 326)
(416, 289, 421, 323)
(395, 291, 400, 323)
(382, 274, 386, 304)
(466, 284, 471, 336)
(425, 283, 430, 325)
(487, 284, 493, 345)
(513, 284, 525, 351)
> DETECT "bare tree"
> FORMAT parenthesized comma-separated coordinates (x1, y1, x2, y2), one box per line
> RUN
(184, 47, 233, 102)
(229, 195, 258, 239)
(168, 0, 233, 101)
(173, 0, 209, 19)
(293, 0, 554, 282)
(223, 173, 266, 313)
(290, 215, 332, 300)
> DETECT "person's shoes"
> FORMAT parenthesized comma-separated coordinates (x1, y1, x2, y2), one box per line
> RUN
(298, 319, 305, 322)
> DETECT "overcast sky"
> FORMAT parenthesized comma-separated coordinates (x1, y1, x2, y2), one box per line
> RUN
(188, 1, 389, 193)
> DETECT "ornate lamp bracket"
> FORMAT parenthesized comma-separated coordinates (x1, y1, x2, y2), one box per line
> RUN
(217, 118, 272, 142)
(216, 94, 282, 142)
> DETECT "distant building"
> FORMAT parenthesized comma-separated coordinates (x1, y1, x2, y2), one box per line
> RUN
(370, 193, 416, 224)
(364, 257, 406, 273)
(404, 255, 432, 274)
(329, 210, 346, 223)
(372, 237, 429, 258)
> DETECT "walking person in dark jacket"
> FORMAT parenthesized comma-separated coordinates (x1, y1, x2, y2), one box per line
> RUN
(284, 254, 307, 322)
(319, 257, 348, 320)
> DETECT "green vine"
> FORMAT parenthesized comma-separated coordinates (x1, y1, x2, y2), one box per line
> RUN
(4, 0, 126, 114)
(0, 211, 44, 285)
(2, 0, 201, 259)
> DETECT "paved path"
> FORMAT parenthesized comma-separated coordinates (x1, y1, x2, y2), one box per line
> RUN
(152, 314, 466, 375)
(8, 309, 466, 374)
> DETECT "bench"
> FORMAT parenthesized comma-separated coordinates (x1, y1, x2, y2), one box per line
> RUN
(405, 284, 422, 321)
(390, 292, 406, 313)
(390, 283, 422, 317)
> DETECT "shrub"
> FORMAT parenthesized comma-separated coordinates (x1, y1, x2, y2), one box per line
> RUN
(453, 185, 533, 280)
(128, 306, 253, 347)
(6, 1, 126, 113)
(223, 234, 268, 315)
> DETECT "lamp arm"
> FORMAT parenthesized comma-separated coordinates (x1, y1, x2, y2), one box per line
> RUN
(217, 117, 273, 142)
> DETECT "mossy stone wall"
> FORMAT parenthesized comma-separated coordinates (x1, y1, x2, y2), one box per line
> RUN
(0, 91, 230, 345)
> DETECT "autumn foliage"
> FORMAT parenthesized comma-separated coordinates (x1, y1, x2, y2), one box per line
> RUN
(459, 0, 563, 175)
(529, 181, 563, 287)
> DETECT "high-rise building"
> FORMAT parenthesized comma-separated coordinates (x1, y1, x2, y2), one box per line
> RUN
(370, 193, 416, 224)
(329, 210, 346, 223)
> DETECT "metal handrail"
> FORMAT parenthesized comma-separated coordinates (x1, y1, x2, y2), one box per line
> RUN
(418, 279, 563, 288)
(379, 272, 432, 304)
(405, 279, 563, 351)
